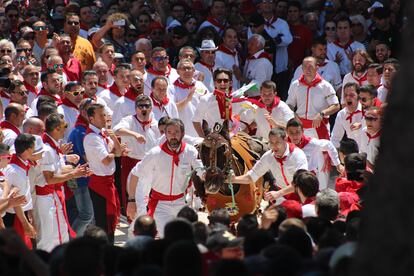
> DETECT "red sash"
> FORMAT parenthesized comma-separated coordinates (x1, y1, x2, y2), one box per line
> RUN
(147, 189, 184, 217)
(214, 89, 233, 120)
(335, 177, 363, 193)
(0, 121, 20, 135)
(12, 214, 32, 249)
(299, 118, 330, 140)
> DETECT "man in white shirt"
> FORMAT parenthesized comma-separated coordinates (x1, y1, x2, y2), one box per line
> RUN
(127, 118, 204, 236)
(242, 34, 273, 93)
(198, 0, 227, 35)
(22, 65, 40, 106)
(244, 80, 294, 140)
(232, 127, 308, 202)
(93, 61, 111, 91)
(58, 81, 84, 141)
(287, 57, 340, 140)
(194, 40, 218, 93)
(7, 80, 33, 119)
(113, 95, 161, 212)
(81, 71, 110, 110)
(286, 118, 343, 190)
(377, 58, 399, 103)
(84, 103, 126, 242)
(1, 103, 25, 147)
(169, 59, 209, 137)
(149, 76, 179, 121)
(331, 83, 364, 148)
(359, 107, 382, 169)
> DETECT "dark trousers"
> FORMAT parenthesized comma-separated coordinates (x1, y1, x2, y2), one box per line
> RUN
(273, 70, 291, 101)
(89, 189, 115, 243)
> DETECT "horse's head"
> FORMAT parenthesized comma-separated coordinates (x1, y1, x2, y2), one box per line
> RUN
(199, 122, 233, 194)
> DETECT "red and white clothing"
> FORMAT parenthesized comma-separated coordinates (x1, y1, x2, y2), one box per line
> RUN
(96, 83, 127, 112)
(215, 45, 241, 90)
(84, 125, 115, 175)
(292, 59, 342, 90)
(150, 93, 179, 121)
(130, 141, 203, 237)
(144, 65, 179, 96)
(359, 127, 380, 165)
(169, 79, 209, 137)
(327, 40, 365, 76)
(0, 121, 20, 147)
(286, 74, 339, 139)
(291, 135, 341, 190)
(331, 103, 364, 148)
(111, 89, 142, 126)
(23, 81, 39, 106)
(244, 97, 294, 139)
(377, 84, 389, 103)
(247, 143, 308, 189)
(341, 71, 369, 103)
(198, 17, 227, 35)
(30, 89, 63, 115)
(57, 99, 79, 141)
(243, 50, 273, 92)
(194, 61, 216, 92)
(35, 134, 74, 252)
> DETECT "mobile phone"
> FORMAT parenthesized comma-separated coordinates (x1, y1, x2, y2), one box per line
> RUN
(114, 19, 125, 26)
(17, 56, 27, 62)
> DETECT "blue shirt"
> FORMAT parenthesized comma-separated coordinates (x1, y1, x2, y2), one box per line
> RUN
(68, 124, 89, 187)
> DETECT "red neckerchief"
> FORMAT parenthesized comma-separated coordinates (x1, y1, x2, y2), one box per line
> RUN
(367, 130, 381, 143)
(351, 71, 368, 85)
(0, 121, 20, 135)
(173, 78, 195, 89)
(333, 39, 354, 50)
(217, 44, 237, 57)
(38, 88, 62, 105)
(74, 115, 88, 128)
(214, 89, 232, 120)
(206, 16, 226, 31)
(160, 141, 186, 166)
(253, 97, 281, 113)
(0, 90, 9, 99)
(299, 73, 323, 88)
(247, 51, 272, 63)
(61, 97, 79, 110)
(288, 135, 312, 149)
(147, 64, 172, 77)
(198, 60, 215, 74)
(109, 83, 125, 98)
(134, 115, 152, 132)
(273, 143, 296, 187)
(110, 63, 116, 76)
(346, 108, 362, 124)
(86, 127, 109, 144)
(373, 97, 382, 108)
(123, 88, 139, 102)
(264, 15, 277, 28)
(23, 81, 38, 95)
(10, 154, 29, 175)
(42, 133, 63, 154)
(303, 196, 315, 205)
(98, 83, 108, 89)
(150, 93, 169, 109)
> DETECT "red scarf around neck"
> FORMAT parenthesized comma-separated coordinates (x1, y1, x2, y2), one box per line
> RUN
(207, 16, 226, 31)
(299, 73, 323, 88)
(253, 97, 281, 113)
(346, 109, 362, 124)
(198, 60, 215, 73)
(247, 51, 272, 63)
(367, 130, 381, 143)
(38, 88, 62, 105)
(288, 135, 312, 149)
(160, 141, 186, 166)
(23, 81, 38, 95)
(147, 64, 172, 77)
(61, 97, 79, 110)
(10, 154, 29, 175)
(109, 83, 125, 98)
(351, 71, 368, 85)
(0, 121, 20, 135)
(214, 89, 233, 120)
(334, 39, 354, 50)
(264, 15, 277, 28)
(217, 44, 237, 57)
(42, 133, 62, 154)
(134, 115, 152, 131)
(173, 79, 195, 89)
(74, 115, 88, 128)
(150, 93, 169, 109)
(123, 88, 140, 102)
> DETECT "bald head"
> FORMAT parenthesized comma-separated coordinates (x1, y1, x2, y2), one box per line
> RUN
(23, 117, 45, 135)
(133, 215, 157, 237)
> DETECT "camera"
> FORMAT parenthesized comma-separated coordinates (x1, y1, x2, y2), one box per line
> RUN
(0, 77, 10, 88)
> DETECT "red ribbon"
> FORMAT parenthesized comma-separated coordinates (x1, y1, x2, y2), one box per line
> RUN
(42, 133, 62, 154)
(61, 97, 79, 110)
(345, 110, 362, 124)
(247, 51, 272, 63)
(150, 93, 169, 109)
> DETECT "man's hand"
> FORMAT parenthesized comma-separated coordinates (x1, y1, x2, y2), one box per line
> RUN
(71, 164, 91, 178)
(336, 164, 345, 176)
(23, 222, 36, 239)
(232, 65, 243, 81)
(7, 194, 26, 209)
(66, 154, 80, 164)
(126, 202, 136, 221)
(261, 204, 279, 230)
(134, 133, 146, 144)
(264, 113, 278, 128)
(350, 122, 362, 131)
(60, 143, 73, 154)
(312, 113, 323, 128)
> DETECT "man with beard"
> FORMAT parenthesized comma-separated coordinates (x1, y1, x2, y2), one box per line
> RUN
(81, 71, 111, 112)
(341, 49, 372, 103)
(331, 83, 364, 149)
(114, 95, 161, 216)
(377, 58, 399, 103)
(22, 65, 40, 106)
(375, 42, 392, 64)
(112, 70, 145, 126)
(57, 34, 82, 82)
(31, 70, 63, 114)
(292, 38, 342, 91)
(128, 118, 204, 236)
(359, 107, 382, 169)
(357, 85, 383, 115)
(8, 80, 33, 118)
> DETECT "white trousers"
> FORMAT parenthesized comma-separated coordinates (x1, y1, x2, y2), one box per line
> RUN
(153, 198, 185, 238)
(35, 193, 69, 252)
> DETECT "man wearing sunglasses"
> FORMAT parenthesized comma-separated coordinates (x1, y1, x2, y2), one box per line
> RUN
(8, 80, 32, 119)
(114, 95, 161, 215)
(22, 65, 40, 106)
(46, 55, 68, 86)
(359, 107, 382, 169)
(32, 21, 50, 63)
(195, 40, 218, 93)
(0, 103, 24, 147)
(58, 82, 84, 141)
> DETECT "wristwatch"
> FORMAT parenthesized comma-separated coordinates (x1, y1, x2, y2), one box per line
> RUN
(320, 111, 325, 118)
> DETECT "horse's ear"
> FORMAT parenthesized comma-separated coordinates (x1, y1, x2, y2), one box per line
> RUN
(202, 120, 211, 136)
(221, 120, 230, 139)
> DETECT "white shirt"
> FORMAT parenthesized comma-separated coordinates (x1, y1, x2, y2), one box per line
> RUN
(327, 41, 365, 76)
(194, 62, 216, 93)
(112, 96, 136, 127)
(331, 104, 364, 148)
(359, 127, 380, 165)
(341, 71, 369, 103)
(84, 124, 115, 176)
(243, 50, 273, 91)
(300, 137, 341, 172)
(4, 158, 32, 213)
(377, 84, 388, 103)
(261, 16, 293, 73)
(169, 80, 209, 137)
(151, 97, 179, 121)
(215, 47, 240, 90)
(198, 18, 226, 35)
(2, 128, 19, 147)
(96, 87, 123, 112)
(286, 78, 339, 120)
(244, 100, 294, 139)
(292, 60, 342, 90)
(37, 134, 65, 188)
(113, 115, 161, 160)
(144, 67, 179, 96)
(57, 103, 79, 142)
(247, 145, 308, 188)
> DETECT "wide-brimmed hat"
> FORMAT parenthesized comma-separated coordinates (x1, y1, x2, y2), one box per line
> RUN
(199, 39, 218, 51)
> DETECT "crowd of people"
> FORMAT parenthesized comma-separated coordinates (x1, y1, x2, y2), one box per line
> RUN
(0, 0, 404, 275)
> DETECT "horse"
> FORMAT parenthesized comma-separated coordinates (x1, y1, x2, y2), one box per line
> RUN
(192, 121, 268, 222)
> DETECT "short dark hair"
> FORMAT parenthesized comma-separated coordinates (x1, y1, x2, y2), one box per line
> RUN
(339, 138, 359, 156)
(45, 113, 64, 133)
(213, 68, 232, 81)
(261, 80, 277, 92)
(38, 104, 58, 120)
(64, 81, 81, 92)
(165, 118, 185, 133)
(151, 47, 166, 57)
(0, 143, 10, 155)
(135, 94, 151, 108)
(82, 70, 97, 82)
(343, 82, 359, 92)
(14, 133, 35, 155)
(158, 116, 171, 127)
(8, 80, 24, 94)
(383, 58, 400, 70)
(4, 104, 21, 121)
(40, 69, 58, 83)
(36, 95, 57, 111)
(292, 170, 319, 198)
(208, 208, 230, 227)
(288, 0, 302, 10)
(312, 37, 327, 47)
(151, 76, 168, 88)
(177, 206, 198, 223)
(335, 15, 351, 26)
(236, 214, 258, 237)
(367, 63, 383, 74)
(357, 85, 378, 97)
(114, 63, 131, 76)
(87, 103, 105, 118)
(344, 153, 366, 177)
(269, 127, 287, 139)
(286, 118, 303, 129)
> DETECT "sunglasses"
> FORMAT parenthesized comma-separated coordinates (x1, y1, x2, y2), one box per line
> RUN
(325, 26, 336, 31)
(152, 56, 169, 62)
(17, 48, 32, 53)
(0, 154, 12, 160)
(365, 116, 378, 121)
(69, 90, 84, 96)
(53, 64, 64, 69)
(137, 103, 151, 109)
(33, 25, 47, 31)
(17, 56, 27, 61)
(0, 49, 12, 54)
(216, 78, 230, 83)
(66, 21, 80, 26)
